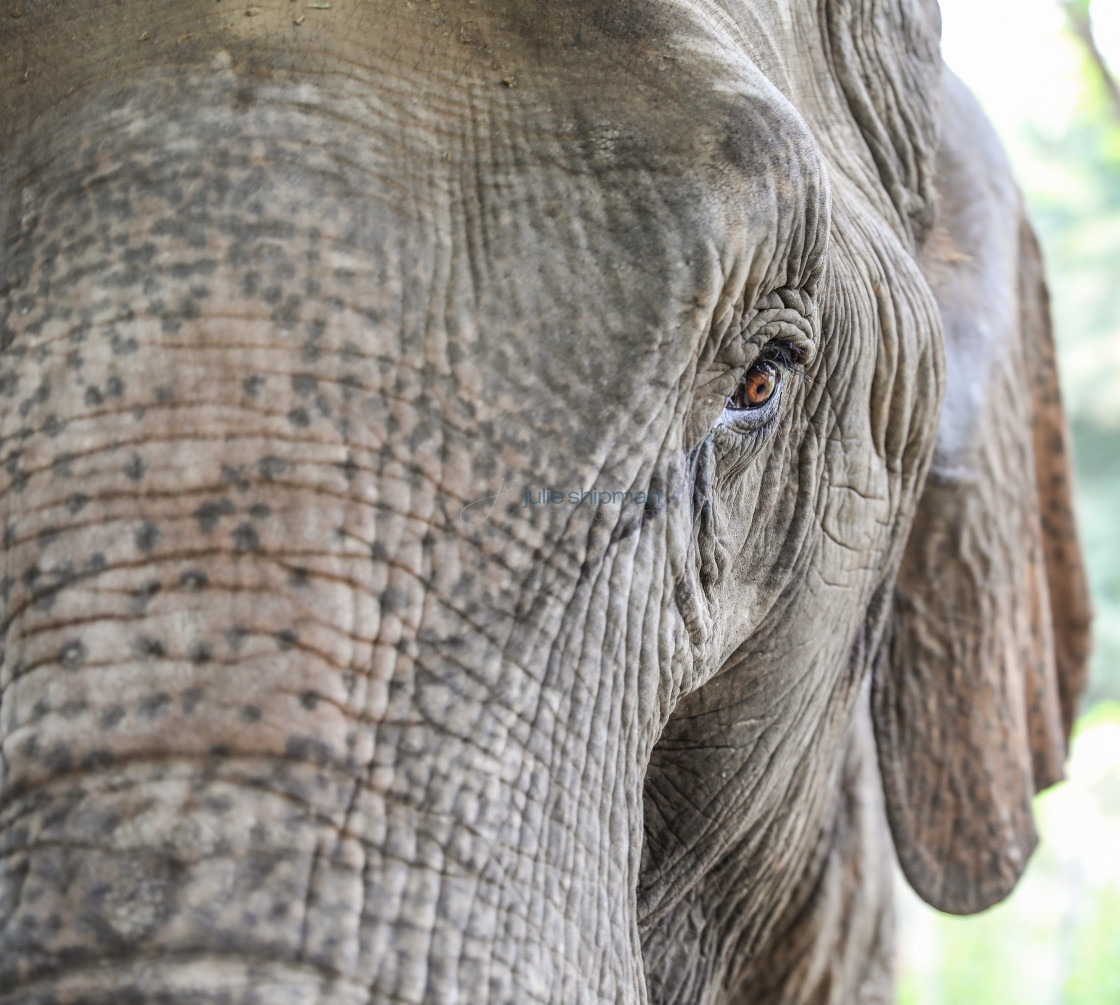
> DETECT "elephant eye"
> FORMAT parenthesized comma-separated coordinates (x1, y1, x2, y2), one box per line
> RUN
(728, 360, 779, 410)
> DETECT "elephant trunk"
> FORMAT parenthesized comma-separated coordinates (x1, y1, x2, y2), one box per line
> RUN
(0, 33, 670, 999)
(0, 89, 646, 1003)
(0, 348, 650, 999)
(0, 376, 641, 1004)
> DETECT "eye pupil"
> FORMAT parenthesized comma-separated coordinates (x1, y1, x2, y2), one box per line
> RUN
(729, 360, 778, 410)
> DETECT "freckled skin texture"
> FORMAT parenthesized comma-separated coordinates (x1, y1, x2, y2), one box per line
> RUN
(0, 2, 1089, 1004)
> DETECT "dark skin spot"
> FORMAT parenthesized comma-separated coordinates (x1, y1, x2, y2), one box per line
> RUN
(188, 643, 213, 666)
(129, 580, 161, 614)
(272, 296, 301, 326)
(66, 492, 90, 514)
(17, 380, 51, 418)
(243, 375, 265, 397)
(289, 566, 310, 588)
(123, 454, 146, 481)
(124, 243, 158, 267)
(339, 373, 363, 398)
(257, 455, 289, 479)
(291, 373, 317, 397)
(299, 690, 319, 710)
(181, 687, 205, 714)
(193, 498, 236, 531)
(33, 587, 59, 614)
(139, 693, 172, 719)
(135, 521, 160, 552)
(134, 636, 165, 659)
(231, 522, 260, 550)
(221, 465, 250, 491)
(239, 704, 263, 723)
(285, 736, 331, 765)
(275, 629, 298, 650)
(179, 569, 209, 591)
(248, 502, 271, 520)
(110, 332, 139, 356)
(44, 745, 74, 775)
(99, 705, 126, 730)
(287, 407, 311, 428)
(58, 639, 87, 669)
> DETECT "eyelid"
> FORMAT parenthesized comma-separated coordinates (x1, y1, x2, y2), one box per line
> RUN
(716, 397, 782, 437)
(747, 323, 815, 370)
(758, 342, 812, 389)
(771, 327, 815, 367)
(741, 290, 818, 368)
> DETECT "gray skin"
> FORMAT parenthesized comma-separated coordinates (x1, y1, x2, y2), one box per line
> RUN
(0, 1, 1091, 1003)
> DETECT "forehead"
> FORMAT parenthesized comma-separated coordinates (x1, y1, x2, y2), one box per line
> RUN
(3, 0, 922, 450)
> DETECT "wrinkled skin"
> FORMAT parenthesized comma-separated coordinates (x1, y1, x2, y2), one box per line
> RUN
(0, 2, 1090, 1004)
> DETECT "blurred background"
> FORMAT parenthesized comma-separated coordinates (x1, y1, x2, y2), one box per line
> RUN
(895, 1, 1120, 1001)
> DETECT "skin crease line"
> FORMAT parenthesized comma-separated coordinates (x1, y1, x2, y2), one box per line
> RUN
(0, 2, 1090, 1004)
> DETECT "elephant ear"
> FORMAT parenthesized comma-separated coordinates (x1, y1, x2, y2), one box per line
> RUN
(873, 70, 1092, 915)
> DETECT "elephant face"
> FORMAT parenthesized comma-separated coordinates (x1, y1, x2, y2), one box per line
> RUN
(0, 1, 1089, 1004)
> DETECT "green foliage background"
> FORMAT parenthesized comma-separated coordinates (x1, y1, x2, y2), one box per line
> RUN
(895, 2, 1120, 1001)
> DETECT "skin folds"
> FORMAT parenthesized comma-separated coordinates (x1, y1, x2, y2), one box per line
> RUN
(0, 2, 1089, 1003)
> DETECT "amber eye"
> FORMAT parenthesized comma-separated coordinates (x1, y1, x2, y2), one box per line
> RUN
(728, 360, 779, 410)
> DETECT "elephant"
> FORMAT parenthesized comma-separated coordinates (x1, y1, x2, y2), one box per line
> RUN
(0, 0, 1092, 1002)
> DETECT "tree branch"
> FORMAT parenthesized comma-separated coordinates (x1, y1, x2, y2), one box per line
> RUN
(1059, 0, 1120, 124)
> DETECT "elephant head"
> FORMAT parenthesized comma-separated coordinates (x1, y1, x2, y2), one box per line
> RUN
(0, 1, 1089, 1003)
